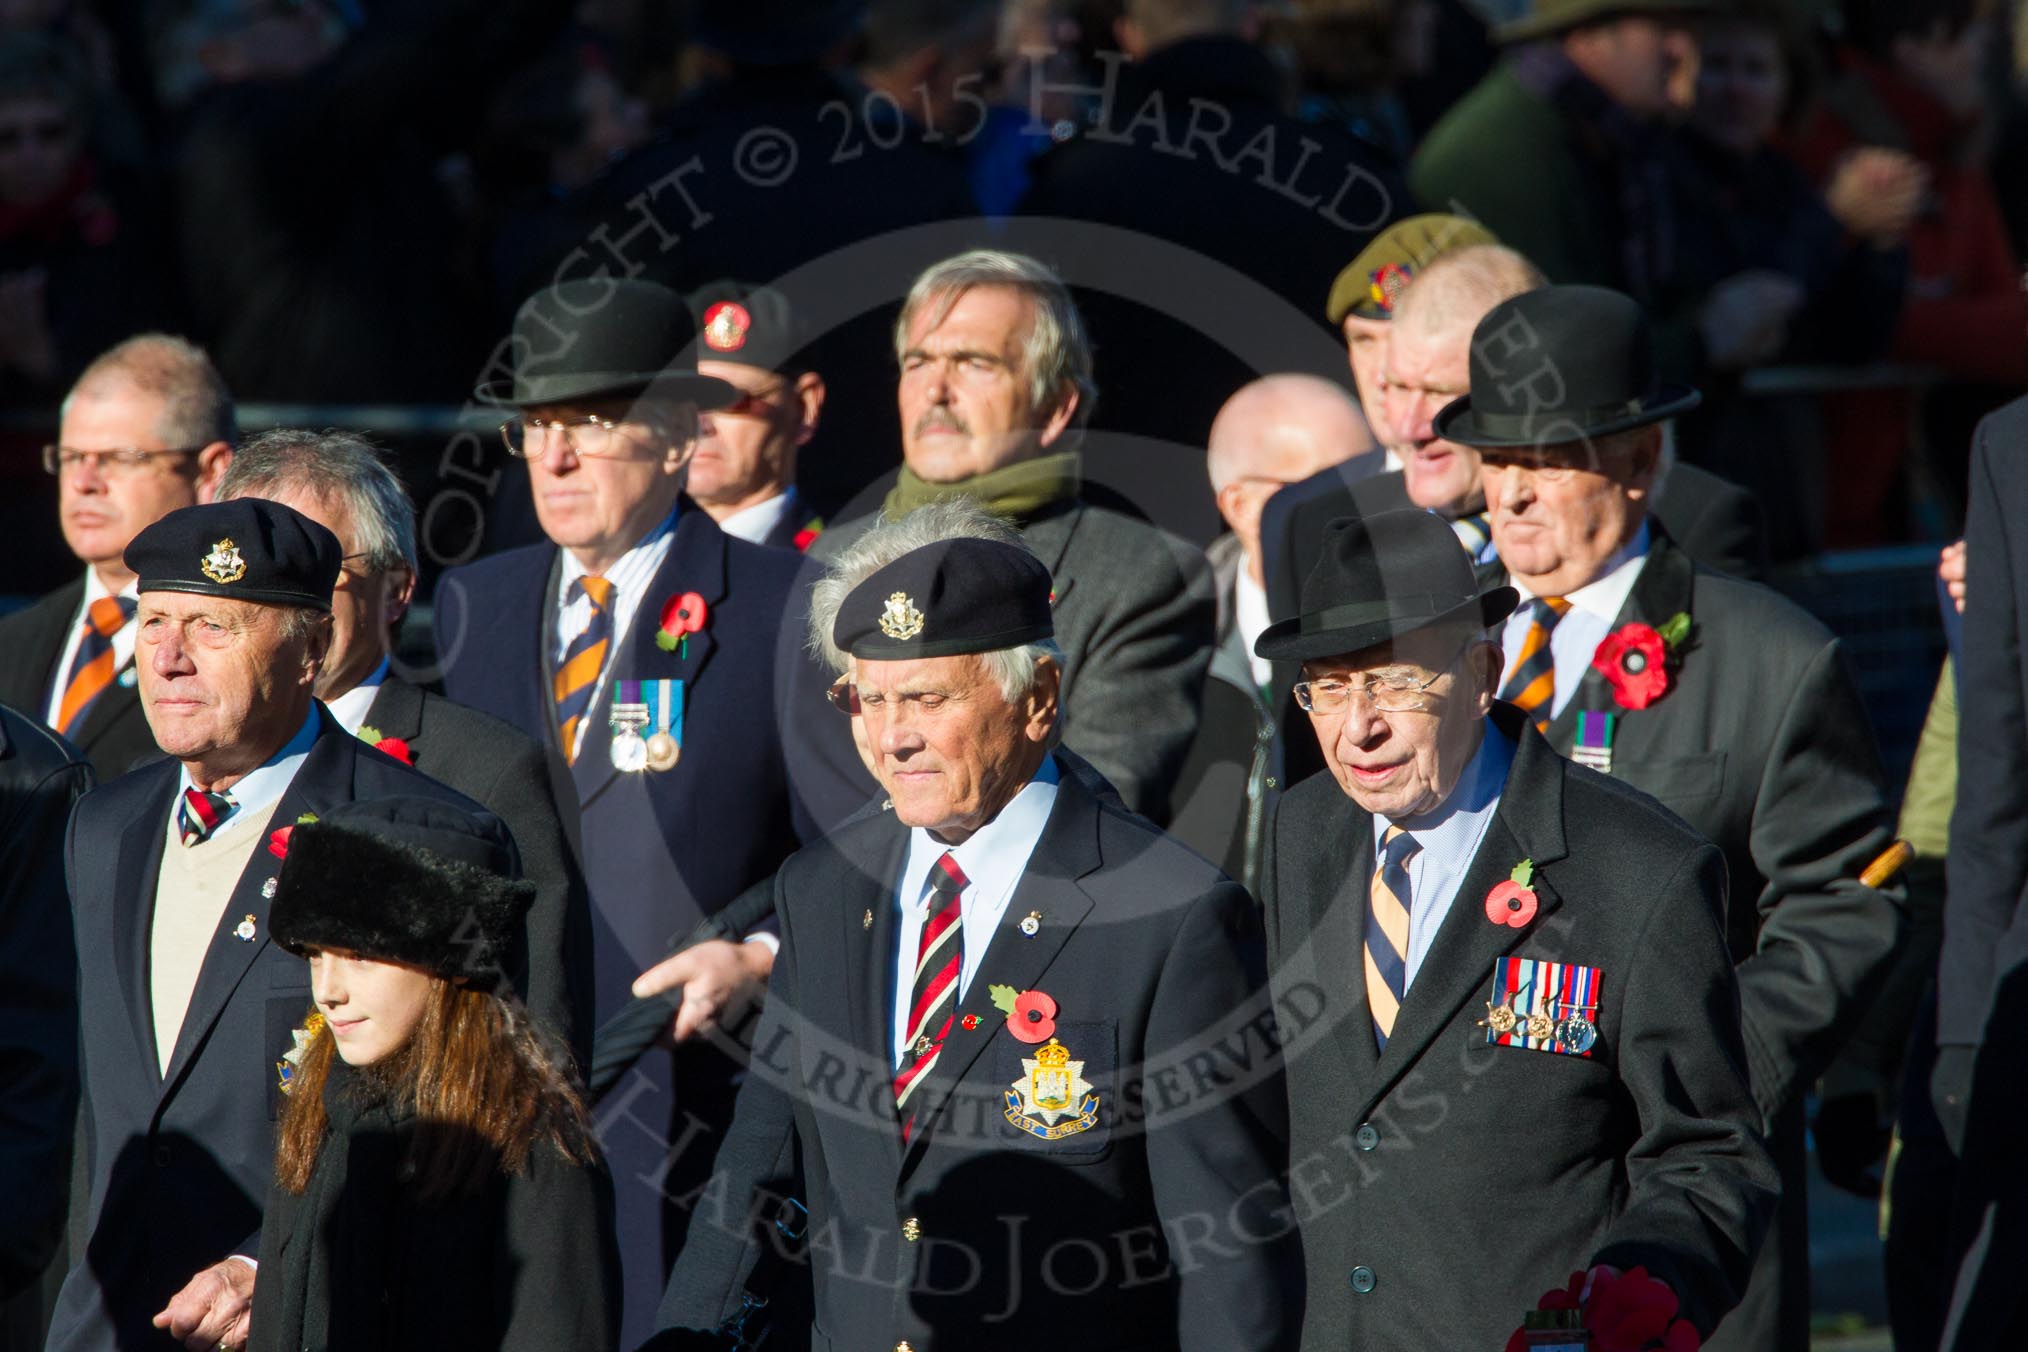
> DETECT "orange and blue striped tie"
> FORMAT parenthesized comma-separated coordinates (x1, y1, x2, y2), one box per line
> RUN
(894, 853, 968, 1142)
(1367, 825, 1420, 1050)
(56, 595, 136, 735)
(554, 575, 615, 764)
(1499, 596, 1571, 731)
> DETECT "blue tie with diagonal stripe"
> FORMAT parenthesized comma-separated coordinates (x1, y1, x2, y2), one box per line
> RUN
(1367, 825, 1421, 1051)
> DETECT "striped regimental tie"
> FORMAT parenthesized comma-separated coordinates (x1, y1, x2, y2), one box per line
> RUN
(553, 575, 615, 764)
(56, 595, 137, 735)
(1451, 512, 1492, 561)
(176, 786, 237, 847)
(1499, 596, 1571, 731)
(1366, 825, 1422, 1051)
(894, 852, 968, 1142)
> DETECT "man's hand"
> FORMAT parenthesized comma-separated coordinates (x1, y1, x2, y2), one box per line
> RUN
(1698, 270, 1804, 371)
(152, 1258, 255, 1350)
(1940, 538, 1966, 614)
(631, 939, 774, 1041)
(1824, 147, 1928, 244)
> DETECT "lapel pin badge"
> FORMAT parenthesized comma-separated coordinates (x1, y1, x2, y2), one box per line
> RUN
(261, 876, 278, 899)
(234, 914, 258, 942)
(863, 908, 873, 930)
(1019, 910, 1042, 937)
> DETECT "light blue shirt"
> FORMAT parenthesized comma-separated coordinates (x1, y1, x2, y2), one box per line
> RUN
(168, 707, 321, 840)
(1372, 723, 1514, 989)
(891, 756, 1061, 1067)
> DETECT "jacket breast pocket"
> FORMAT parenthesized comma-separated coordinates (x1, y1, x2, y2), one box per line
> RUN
(1617, 750, 1726, 809)
(265, 992, 316, 1121)
(996, 1019, 1114, 1158)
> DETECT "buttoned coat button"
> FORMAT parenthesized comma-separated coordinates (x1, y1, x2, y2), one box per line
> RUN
(895, 1343, 915, 1352)
(1354, 1123, 1380, 1151)
(1350, 1265, 1376, 1294)
(901, 1217, 922, 1242)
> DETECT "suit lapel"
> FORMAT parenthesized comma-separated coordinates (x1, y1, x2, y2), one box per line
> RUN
(117, 769, 178, 1083)
(360, 676, 425, 744)
(12, 578, 83, 711)
(570, 504, 728, 807)
(1019, 503, 1083, 591)
(1353, 713, 1571, 1118)
(1302, 797, 1379, 1083)
(900, 772, 1100, 1176)
(838, 818, 909, 1174)
(159, 720, 353, 1097)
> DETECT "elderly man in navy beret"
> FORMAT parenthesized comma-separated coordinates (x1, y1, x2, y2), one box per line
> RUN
(654, 505, 1298, 1352)
(48, 498, 506, 1352)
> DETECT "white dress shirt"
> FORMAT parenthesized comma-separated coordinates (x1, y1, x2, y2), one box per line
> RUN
(1372, 724, 1514, 989)
(890, 756, 1061, 1067)
(1232, 564, 1275, 691)
(323, 658, 390, 736)
(716, 488, 797, 546)
(45, 571, 140, 726)
(552, 505, 679, 760)
(1500, 522, 1652, 722)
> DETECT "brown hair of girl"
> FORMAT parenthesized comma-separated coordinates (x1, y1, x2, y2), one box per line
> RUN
(275, 975, 597, 1202)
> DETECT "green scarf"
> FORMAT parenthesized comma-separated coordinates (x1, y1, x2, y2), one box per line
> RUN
(882, 451, 1083, 523)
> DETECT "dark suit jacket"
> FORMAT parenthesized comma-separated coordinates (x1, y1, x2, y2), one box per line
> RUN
(1263, 460, 1771, 787)
(433, 505, 821, 1017)
(656, 763, 1300, 1351)
(358, 676, 594, 1065)
(47, 713, 503, 1352)
(1481, 528, 1902, 1350)
(1261, 705, 1777, 1350)
(0, 705, 92, 1299)
(0, 578, 157, 781)
(811, 498, 1215, 823)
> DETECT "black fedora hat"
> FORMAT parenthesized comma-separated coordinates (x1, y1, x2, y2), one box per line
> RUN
(475, 278, 737, 408)
(1255, 510, 1518, 664)
(1431, 285, 1700, 450)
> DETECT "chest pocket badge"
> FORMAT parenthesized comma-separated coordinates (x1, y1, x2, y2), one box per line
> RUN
(1005, 1037, 1101, 1140)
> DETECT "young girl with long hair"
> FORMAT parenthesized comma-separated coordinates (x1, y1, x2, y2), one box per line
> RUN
(249, 795, 619, 1351)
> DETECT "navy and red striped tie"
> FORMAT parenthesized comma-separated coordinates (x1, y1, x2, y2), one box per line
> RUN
(177, 786, 237, 847)
(894, 852, 968, 1142)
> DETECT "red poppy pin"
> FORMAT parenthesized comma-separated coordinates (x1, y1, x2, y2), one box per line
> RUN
(656, 591, 709, 657)
(1592, 611, 1690, 711)
(1503, 1266, 1700, 1352)
(988, 985, 1058, 1043)
(792, 518, 825, 552)
(1485, 858, 1539, 928)
(356, 725, 414, 766)
(267, 812, 319, 861)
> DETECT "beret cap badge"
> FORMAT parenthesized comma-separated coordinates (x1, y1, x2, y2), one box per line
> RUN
(879, 591, 925, 641)
(199, 538, 247, 585)
(702, 300, 751, 353)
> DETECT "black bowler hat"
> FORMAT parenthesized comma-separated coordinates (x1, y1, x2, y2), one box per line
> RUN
(689, 280, 808, 374)
(475, 278, 737, 408)
(124, 498, 342, 611)
(1254, 511, 1518, 664)
(273, 796, 532, 988)
(834, 537, 1054, 661)
(1432, 285, 1700, 449)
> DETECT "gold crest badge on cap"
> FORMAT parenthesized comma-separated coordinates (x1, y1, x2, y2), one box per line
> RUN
(200, 538, 246, 584)
(879, 591, 924, 641)
(702, 300, 750, 352)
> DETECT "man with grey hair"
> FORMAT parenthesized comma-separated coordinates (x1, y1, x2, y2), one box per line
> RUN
(655, 510, 1296, 1350)
(217, 429, 594, 1061)
(812, 248, 1214, 823)
(0, 333, 235, 779)
(1454, 285, 1902, 1350)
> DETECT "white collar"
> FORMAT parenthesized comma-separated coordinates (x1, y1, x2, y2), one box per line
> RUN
(1510, 520, 1652, 621)
(898, 755, 1062, 913)
(324, 658, 391, 736)
(175, 706, 321, 819)
(716, 488, 797, 546)
(556, 501, 681, 590)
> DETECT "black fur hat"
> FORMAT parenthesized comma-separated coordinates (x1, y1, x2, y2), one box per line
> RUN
(271, 796, 532, 988)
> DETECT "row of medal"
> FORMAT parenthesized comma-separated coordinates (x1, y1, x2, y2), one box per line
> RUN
(611, 678, 684, 773)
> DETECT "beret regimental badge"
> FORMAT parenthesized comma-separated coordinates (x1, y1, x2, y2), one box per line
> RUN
(200, 538, 247, 585)
(1368, 262, 1414, 314)
(702, 301, 751, 353)
(879, 591, 925, 641)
